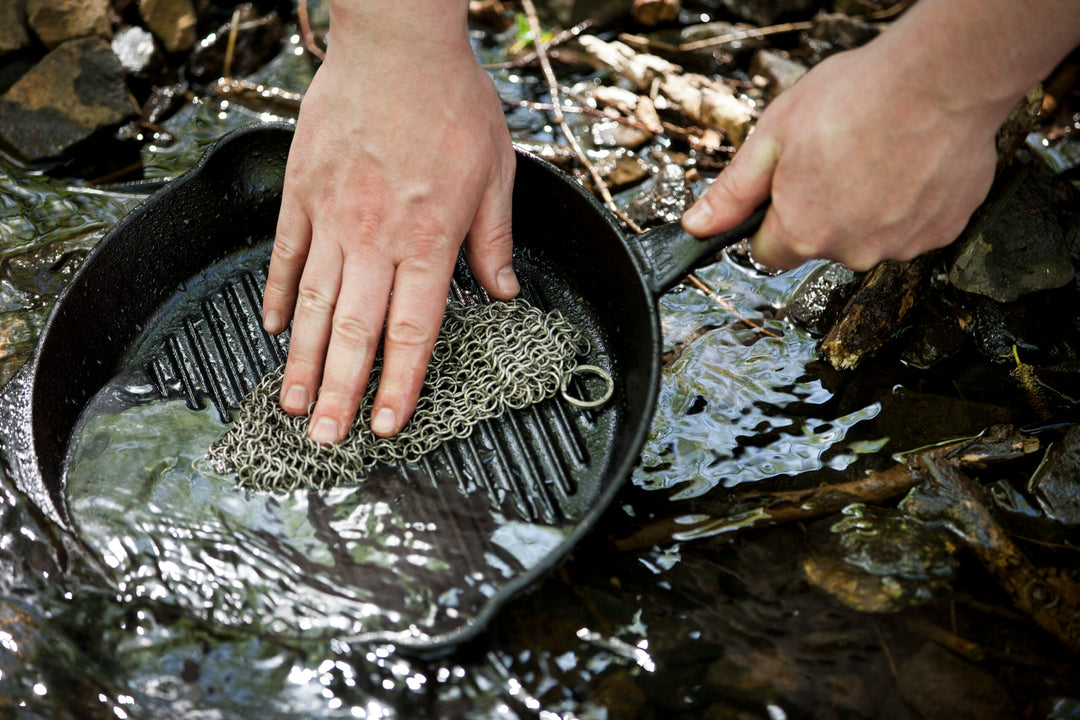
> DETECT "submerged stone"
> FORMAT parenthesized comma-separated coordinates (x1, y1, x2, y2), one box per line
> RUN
(802, 505, 959, 613)
(949, 173, 1072, 303)
(0, 36, 137, 163)
(624, 162, 693, 229)
(26, 0, 112, 49)
(1028, 424, 1080, 526)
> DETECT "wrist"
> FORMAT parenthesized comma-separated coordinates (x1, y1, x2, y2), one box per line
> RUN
(871, 0, 1080, 127)
(327, 0, 475, 67)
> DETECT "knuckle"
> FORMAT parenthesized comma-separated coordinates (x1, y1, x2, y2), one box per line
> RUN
(331, 313, 379, 349)
(295, 283, 336, 315)
(386, 315, 437, 348)
(271, 236, 305, 266)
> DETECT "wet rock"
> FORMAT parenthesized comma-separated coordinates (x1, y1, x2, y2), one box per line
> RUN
(26, 0, 112, 49)
(0, 36, 137, 163)
(631, 0, 680, 26)
(536, 0, 633, 28)
(786, 260, 857, 336)
(623, 162, 693, 228)
(896, 643, 1016, 720)
(139, 0, 197, 54)
(750, 49, 807, 96)
(589, 669, 646, 720)
(589, 117, 653, 149)
(832, 0, 904, 14)
(111, 25, 160, 76)
(711, 0, 814, 27)
(896, 313, 966, 370)
(187, 5, 284, 81)
(583, 147, 652, 191)
(799, 13, 879, 65)
(949, 173, 1072, 303)
(0, 0, 32, 59)
(1028, 424, 1080, 526)
(802, 505, 959, 613)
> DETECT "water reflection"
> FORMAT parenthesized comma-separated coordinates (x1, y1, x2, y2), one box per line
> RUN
(636, 255, 882, 500)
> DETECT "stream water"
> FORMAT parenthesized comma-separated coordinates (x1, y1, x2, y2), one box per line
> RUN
(1, 28, 1079, 720)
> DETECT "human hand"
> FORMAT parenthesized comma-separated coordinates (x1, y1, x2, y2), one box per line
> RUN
(681, 38, 1003, 272)
(261, 1, 518, 444)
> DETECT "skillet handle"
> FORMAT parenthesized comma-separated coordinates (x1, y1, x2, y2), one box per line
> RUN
(634, 205, 767, 297)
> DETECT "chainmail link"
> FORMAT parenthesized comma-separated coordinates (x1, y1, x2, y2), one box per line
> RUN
(206, 299, 591, 492)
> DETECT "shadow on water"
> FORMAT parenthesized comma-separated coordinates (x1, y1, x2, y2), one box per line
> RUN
(2, 25, 1080, 720)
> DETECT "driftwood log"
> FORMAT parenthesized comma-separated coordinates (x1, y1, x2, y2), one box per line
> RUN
(576, 35, 755, 146)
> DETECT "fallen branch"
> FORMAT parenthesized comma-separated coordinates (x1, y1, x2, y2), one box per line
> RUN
(818, 252, 939, 370)
(296, 0, 325, 61)
(903, 453, 1080, 654)
(614, 424, 1038, 551)
(576, 36, 755, 146)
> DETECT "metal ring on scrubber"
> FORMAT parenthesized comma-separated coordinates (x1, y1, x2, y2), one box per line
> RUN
(560, 365, 614, 409)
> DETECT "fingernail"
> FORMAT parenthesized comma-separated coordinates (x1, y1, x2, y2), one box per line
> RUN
(309, 416, 340, 444)
(682, 200, 713, 234)
(264, 309, 282, 334)
(371, 407, 396, 436)
(496, 265, 519, 297)
(283, 384, 309, 413)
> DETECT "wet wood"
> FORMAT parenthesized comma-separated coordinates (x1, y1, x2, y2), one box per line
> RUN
(614, 424, 1038, 551)
(208, 77, 302, 115)
(905, 455, 1080, 654)
(818, 252, 938, 370)
(576, 36, 755, 146)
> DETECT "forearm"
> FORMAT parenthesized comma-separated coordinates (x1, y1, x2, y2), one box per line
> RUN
(874, 0, 1080, 121)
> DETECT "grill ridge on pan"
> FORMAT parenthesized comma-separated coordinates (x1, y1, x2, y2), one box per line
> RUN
(141, 258, 595, 524)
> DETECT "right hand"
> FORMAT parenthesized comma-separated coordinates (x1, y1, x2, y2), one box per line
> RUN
(261, 1, 519, 445)
(682, 38, 1001, 272)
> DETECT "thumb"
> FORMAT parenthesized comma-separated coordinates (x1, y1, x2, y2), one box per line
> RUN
(682, 133, 780, 237)
(465, 170, 519, 300)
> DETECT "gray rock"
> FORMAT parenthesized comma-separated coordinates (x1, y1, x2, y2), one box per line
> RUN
(139, 0, 197, 54)
(0, 0, 32, 59)
(1028, 424, 1080, 526)
(949, 173, 1072, 303)
(0, 36, 137, 163)
(750, 50, 807, 96)
(714, 0, 814, 27)
(26, 0, 112, 49)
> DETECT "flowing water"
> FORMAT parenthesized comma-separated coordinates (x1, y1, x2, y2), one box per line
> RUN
(2, 30, 1079, 720)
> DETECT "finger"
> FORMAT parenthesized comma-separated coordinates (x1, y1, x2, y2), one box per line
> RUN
(369, 253, 456, 438)
(682, 132, 781, 237)
(263, 179, 313, 335)
(747, 206, 806, 271)
(464, 162, 518, 300)
(277, 236, 343, 417)
(306, 249, 396, 444)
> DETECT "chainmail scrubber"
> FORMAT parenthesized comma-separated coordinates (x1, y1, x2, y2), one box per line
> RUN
(206, 299, 602, 492)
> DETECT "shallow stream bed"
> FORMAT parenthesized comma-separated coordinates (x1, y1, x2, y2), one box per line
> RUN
(1, 26, 1080, 720)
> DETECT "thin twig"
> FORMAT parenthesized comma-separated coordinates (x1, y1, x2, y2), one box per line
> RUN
(677, 1, 911, 52)
(503, 97, 660, 134)
(483, 19, 594, 70)
(519, 0, 643, 233)
(297, 0, 326, 61)
(223, 7, 241, 78)
(685, 273, 781, 338)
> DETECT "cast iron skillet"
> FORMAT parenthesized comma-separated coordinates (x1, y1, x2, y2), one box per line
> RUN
(0, 123, 763, 653)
